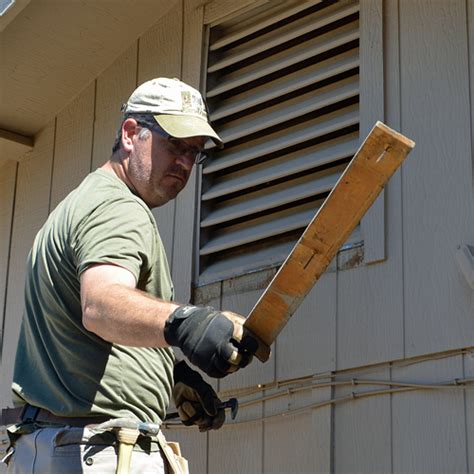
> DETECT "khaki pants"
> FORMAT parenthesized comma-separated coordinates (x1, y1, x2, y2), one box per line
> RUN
(5, 426, 168, 474)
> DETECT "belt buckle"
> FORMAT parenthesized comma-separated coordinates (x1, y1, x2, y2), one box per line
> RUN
(20, 405, 40, 423)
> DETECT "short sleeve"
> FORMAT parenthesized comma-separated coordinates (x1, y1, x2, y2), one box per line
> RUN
(73, 198, 155, 282)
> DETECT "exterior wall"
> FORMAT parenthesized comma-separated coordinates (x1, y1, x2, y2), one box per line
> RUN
(0, 0, 473, 473)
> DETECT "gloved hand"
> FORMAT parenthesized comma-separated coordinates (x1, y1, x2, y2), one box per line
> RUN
(164, 305, 259, 378)
(172, 361, 225, 432)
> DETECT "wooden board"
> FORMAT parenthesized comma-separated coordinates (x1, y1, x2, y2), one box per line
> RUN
(245, 121, 415, 361)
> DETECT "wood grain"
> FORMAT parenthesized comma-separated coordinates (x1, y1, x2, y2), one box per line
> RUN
(245, 121, 415, 361)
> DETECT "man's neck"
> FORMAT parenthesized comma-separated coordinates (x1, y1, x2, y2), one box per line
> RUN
(101, 154, 139, 196)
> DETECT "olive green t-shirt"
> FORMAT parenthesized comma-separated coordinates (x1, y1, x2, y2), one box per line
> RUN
(12, 169, 175, 423)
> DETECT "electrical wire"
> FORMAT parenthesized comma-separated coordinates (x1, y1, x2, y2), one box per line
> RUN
(163, 348, 474, 430)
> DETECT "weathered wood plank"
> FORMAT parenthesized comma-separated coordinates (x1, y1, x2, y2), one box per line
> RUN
(0, 122, 55, 408)
(391, 355, 467, 473)
(92, 43, 138, 171)
(400, 0, 474, 356)
(334, 366, 391, 473)
(138, 4, 184, 269)
(245, 122, 414, 361)
(50, 83, 95, 210)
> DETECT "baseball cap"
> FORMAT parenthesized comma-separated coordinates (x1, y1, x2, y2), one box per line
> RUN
(121, 78, 223, 147)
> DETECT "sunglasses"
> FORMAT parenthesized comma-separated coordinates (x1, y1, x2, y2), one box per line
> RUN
(138, 121, 208, 165)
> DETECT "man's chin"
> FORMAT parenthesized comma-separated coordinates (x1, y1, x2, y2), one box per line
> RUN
(149, 186, 182, 208)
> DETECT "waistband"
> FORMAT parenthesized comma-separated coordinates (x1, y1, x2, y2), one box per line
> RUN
(1, 405, 112, 427)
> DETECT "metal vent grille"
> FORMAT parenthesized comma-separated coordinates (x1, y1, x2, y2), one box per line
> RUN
(198, 0, 360, 284)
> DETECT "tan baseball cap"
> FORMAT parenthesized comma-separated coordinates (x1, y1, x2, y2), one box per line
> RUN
(121, 77, 223, 147)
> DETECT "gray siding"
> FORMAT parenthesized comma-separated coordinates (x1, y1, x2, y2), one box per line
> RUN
(1, 0, 473, 472)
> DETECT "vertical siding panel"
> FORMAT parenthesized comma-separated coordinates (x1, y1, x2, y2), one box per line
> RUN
(276, 270, 336, 381)
(469, 0, 474, 189)
(0, 123, 55, 407)
(0, 162, 17, 354)
(50, 83, 95, 209)
(0, 161, 18, 470)
(360, 0, 385, 263)
(138, 3, 183, 82)
(263, 384, 332, 474)
(138, 3, 183, 272)
(92, 44, 138, 171)
(337, 0, 404, 370)
(392, 356, 466, 473)
(334, 367, 391, 473)
(164, 428, 208, 474)
(172, 0, 203, 302)
(220, 272, 275, 392)
(464, 351, 474, 473)
(209, 273, 269, 474)
(208, 411, 262, 474)
(336, 254, 404, 369)
(313, 385, 332, 474)
(263, 389, 317, 474)
(401, 0, 474, 356)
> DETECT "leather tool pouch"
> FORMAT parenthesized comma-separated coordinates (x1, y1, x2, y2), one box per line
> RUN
(157, 432, 189, 474)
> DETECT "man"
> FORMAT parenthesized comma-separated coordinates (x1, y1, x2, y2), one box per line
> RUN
(1, 78, 262, 473)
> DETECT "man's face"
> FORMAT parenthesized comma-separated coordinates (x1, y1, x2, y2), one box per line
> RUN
(125, 121, 205, 208)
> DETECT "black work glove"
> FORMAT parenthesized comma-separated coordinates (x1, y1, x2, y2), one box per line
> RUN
(172, 361, 225, 432)
(164, 305, 258, 378)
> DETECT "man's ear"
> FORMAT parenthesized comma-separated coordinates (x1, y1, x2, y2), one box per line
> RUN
(121, 118, 139, 153)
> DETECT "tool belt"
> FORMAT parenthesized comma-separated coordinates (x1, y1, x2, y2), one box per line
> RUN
(1, 405, 188, 474)
(1, 404, 110, 427)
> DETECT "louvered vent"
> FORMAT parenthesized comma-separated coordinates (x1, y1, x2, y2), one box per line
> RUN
(198, 0, 360, 284)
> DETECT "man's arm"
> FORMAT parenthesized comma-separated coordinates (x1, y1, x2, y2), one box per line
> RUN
(81, 263, 178, 347)
(80, 263, 262, 378)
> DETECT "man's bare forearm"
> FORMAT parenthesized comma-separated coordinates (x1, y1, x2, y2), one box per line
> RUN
(82, 283, 180, 347)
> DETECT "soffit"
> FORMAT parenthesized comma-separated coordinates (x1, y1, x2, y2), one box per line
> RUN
(0, 0, 178, 138)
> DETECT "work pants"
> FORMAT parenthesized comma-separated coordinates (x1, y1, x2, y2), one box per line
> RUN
(5, 426, 168, 474)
